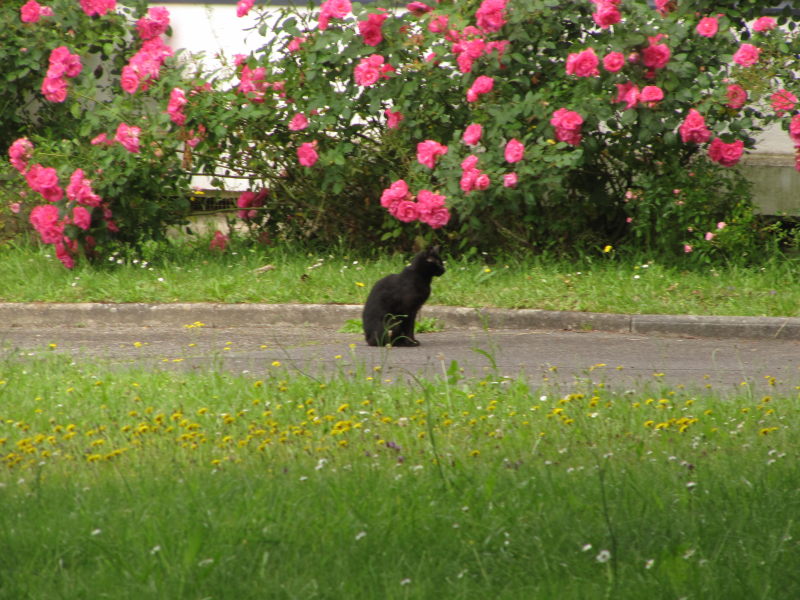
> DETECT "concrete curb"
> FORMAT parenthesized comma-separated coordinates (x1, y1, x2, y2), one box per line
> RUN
(1, 302, 799, 341)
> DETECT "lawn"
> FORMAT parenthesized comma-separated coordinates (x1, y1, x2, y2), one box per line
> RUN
(1, 240, 800, 317)
(1, 352, 798, 599)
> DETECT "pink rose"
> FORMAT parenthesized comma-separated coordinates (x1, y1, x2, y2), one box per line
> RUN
(642, 35, 670, 70)
(385, 109, 403, 129)
(20, 0, 53, 23)
(236, 0, 254, 18)
(695, 16, 718, 38)
(639, 85, 664, 107)
(288, 112, 309, 131)
(428, 14, 448, 33)
(717, 221, 727, 230)
(725, 84, 748, 109)
(79, 0, 115, 17)
(114, 123, 141, 153)
(416, 140, 448, 169)
(466, 75, 494, 102)
(602, 51, 625, 73)
(381, 179, 410, 208)
(770, 88, 797, 116)
(318, 0, 351, 30)
(8, 138, 33, 173)
(462, 123, 483, 146)
(474, 173, 491, 190)
(733, 43, 760, 67)
(653, 0, 672, 15)
(297, 141, 319, 167)
(475, 0, 507, 33)
(461, 155, 479, 171)
(287, 36, 306, 52)
(504, 138, 524, 163)
(407, 2, 433, 16)
(67, 169, 102, 207)
(25, 164, 63, 202)
(354, 54, 388, 87)
(503, 173, 518, 188)
(210, 230, 229, 251)
(136, 6, 170, 40)
(550, 108, 583, 134)
(120, 65, 141, 94)
(683, 244, 693, 253)
(566, 48, 599, 77)
(704, 232, 715, 241)
(679, 109, 711, 144)
(417, 189, 446, 217)
(167, 87, 187, 126)
(358, 11, 388, 46)
(41, 76, 67, 102)
(708, 138, 744, 167)
(91, 133, 112, 146)
(72, 205, 91, 230)
(753, 16, 777, 33)
(30, 204, 64, 244)
(389, 199, 419, 223)
(236, 189, 267, 219)
(614, 82, 640, 110)
(592, 2, 621, 29)
(790, 114, 800, 146)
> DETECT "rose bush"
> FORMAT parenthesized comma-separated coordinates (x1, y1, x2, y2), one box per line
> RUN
(179, 0, 799, 258)
(2, 0, 200, 265)
(4, 0, 800, 266)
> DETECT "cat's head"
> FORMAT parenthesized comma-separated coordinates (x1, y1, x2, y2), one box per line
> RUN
(420, 245, 445, 277)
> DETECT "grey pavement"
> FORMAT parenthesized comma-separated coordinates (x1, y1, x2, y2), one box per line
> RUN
(1, 302, 799, 394)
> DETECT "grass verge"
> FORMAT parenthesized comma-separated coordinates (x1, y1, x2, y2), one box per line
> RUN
(1, 241, 799, 317)
(1, 352, 798, 599)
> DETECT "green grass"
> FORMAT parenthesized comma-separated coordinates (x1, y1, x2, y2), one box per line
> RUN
(1, 352, 798, 599)
(1, 240, 800, 317)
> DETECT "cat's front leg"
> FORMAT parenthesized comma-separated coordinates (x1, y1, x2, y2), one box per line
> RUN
(398, 312, 420, 346)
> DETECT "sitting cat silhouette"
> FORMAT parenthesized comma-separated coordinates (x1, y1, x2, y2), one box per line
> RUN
(362, 245, 445, 347)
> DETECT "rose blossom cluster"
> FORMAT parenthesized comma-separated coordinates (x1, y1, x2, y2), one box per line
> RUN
(236, 57, 269, 102)
(417, 140, 448, 169)
(167, 87, 187, 126)
(474, 0, 507, 33)
(358, 10, 388, 46)
(466, 75, 494, 102)
(121, 37, 173, 94)
(41, 46, 82, 103)
(450, 26, 509, 74)
(20, 0, 54, 23)
(120, 8, 173, 94)
(79, 0, 115, 17)
(591, 0, 622, 29)
(550, 108, 583, 146)
(9, 138, 114, 268)
(136, 7, 170, 41)
(790, 115, 800, 172)
(354, 54, 394, 86)
(318, 0, 351, 30)
(237, 189, 269, 219)
(460, 155, 490, 194)
(380, 180, 450, 228)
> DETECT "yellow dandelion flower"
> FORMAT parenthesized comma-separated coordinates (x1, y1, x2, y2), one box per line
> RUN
(272, 361, 282, 367)
(602, 245, 612, 253)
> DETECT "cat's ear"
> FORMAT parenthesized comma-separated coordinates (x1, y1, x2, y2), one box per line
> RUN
(428, 245, 441, 256)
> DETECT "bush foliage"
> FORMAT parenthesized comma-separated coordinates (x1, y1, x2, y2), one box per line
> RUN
(3, 0, 800, 266)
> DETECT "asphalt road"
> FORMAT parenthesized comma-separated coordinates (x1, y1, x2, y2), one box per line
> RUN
(3, 320, 799, 395)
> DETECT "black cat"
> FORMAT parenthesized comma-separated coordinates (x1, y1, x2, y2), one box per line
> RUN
(362, 246, 445, 347)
